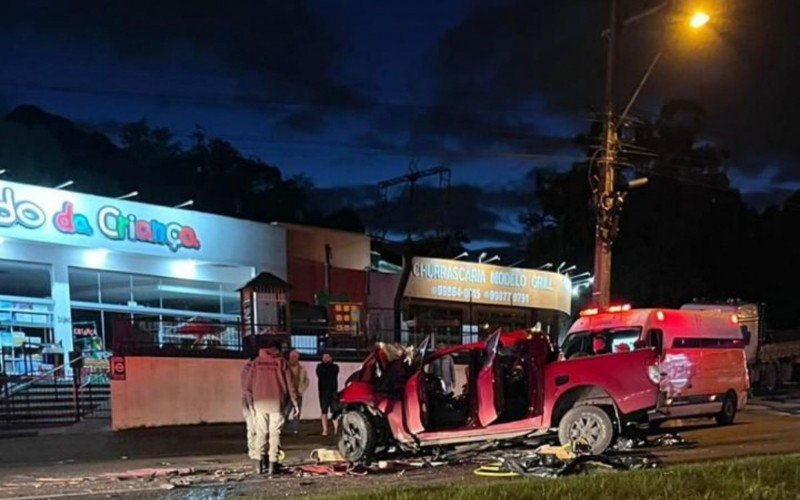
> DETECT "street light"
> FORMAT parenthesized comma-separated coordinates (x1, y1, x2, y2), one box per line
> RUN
(453, 251, 468, 260)
(477, 252, 488, 263)
(591, 2, 711, 307)
(54, 180, 74, 190)
(536, 262, 554, 270)
(0, 169, 7, 176)
(690, 11, 710, 29)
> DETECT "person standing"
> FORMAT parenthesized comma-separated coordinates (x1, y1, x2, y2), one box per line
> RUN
(244, 341, 299, 475)
(431, 346, 456, 394)
(316, 352, 340, 436)
(240, 349, 258, 467)
(284, 349, 309, 435)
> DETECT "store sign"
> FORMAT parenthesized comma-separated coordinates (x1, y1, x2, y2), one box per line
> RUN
(109, 356, 126, 381)
(404, 257, 572, 314)
(1, 183, 201, 253)
(1, 187, 200, 252)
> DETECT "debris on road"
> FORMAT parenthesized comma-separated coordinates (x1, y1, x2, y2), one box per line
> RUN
(473, 441, 661, 478)
(297, 463, 369, 477)
(310, 448, 345, 463)
(104, 467, 195, 481)
(614, 431, 694, 451)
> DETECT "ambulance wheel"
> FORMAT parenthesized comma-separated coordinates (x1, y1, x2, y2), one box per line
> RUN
(715, 392, 737, 426)
(558, 405, 614, 455)
(338, 410, 376, 463)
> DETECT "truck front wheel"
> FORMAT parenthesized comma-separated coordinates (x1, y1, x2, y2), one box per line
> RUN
(338, 410, 377, 463)
(557, 405, 614, 455)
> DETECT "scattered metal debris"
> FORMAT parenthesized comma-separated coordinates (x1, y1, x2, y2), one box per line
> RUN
(474, 442, 661, 478)
(614, 431, 694, 451)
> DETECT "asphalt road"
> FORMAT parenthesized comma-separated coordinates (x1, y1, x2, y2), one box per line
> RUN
(1, 389, 799, 499)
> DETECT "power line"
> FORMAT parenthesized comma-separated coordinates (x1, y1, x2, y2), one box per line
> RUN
(0, 79, 563, 117)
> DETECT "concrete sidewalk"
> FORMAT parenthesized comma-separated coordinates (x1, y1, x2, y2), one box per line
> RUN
(0, 420, 332, 480)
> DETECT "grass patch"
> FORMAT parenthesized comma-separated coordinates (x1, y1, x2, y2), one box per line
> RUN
(323, 454, 800, 500)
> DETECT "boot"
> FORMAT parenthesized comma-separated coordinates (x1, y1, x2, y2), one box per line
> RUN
(267, 461, 280, 476)
(251, 459, 262, 474)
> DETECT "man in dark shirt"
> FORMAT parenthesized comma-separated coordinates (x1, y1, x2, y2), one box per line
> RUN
(316, 352, 340, 436)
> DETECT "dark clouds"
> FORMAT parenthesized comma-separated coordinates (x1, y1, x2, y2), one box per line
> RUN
(0, 0, 367, 111)
(308, 168, 541, 245)
(0, 0, 797, 243)
(276, 110, 329, 135)
(404, 0, 800, 190)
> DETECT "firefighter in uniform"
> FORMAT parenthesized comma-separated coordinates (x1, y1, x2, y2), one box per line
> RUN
(244, 341, 299, 475)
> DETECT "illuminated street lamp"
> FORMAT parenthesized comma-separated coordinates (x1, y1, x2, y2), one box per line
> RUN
(477, 252, 488, 263)
(54, 180, 74, 190)
(483, 255, 501, 265)
(453, 251, 469, 260)
(690, 11, 710, 29)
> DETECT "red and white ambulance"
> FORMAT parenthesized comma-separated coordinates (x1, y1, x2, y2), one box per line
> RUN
(564, 304, 749, 426)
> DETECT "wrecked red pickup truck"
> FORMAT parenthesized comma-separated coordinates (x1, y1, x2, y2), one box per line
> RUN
(337, 329, 661, 461)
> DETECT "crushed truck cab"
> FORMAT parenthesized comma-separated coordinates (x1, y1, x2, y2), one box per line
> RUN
(337, 329, 660, 462)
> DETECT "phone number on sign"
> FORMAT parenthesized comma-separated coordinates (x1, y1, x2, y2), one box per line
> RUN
(430, 285, 531, 304)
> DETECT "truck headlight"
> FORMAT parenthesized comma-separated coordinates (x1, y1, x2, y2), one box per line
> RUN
(648, 365, 661, 384)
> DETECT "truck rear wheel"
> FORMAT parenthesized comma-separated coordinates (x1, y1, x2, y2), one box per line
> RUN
(759, 363, 778, 394)
(715, 391, 737, 426)
(338, 410, 377, 463)
(779, 361, 793, 386)
(558, 405, 614, 455)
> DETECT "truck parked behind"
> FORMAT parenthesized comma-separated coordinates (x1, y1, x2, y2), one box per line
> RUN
(682, 301, 800, 393)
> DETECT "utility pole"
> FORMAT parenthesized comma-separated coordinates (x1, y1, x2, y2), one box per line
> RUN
(592, 0, 620, 308)
(377, 164, 451, 241)
(590, 2, 708, 308)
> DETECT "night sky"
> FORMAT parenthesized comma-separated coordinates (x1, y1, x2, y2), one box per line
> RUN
(1, 1, 798, 246)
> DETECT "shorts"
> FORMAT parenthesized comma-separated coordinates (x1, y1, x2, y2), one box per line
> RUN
(319, 391, 337, 415)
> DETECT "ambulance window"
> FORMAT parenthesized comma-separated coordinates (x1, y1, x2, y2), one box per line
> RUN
(673, 337, 741, 348)
(609, 329, 639, 353)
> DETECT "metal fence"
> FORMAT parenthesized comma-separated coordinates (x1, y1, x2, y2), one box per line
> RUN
(0, 360, 110, 426)
(111, 317, 389, 361)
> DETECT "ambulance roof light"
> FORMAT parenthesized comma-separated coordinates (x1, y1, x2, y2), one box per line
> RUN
(607, 304, 631, 313)
(656, 310, 665, 321)
(580, 308, 599, 317)
(731, 314, 739, 324)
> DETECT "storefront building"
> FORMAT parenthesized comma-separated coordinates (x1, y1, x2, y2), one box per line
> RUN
(0, 180, 285, 375)
(400, 256, 573, 346)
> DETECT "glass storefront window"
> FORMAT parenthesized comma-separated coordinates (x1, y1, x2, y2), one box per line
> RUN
(0, 260, 51, 299)
(1, 259, 54, 376)
(69, 268, 240, 317)
(68, 267, 243, 354)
